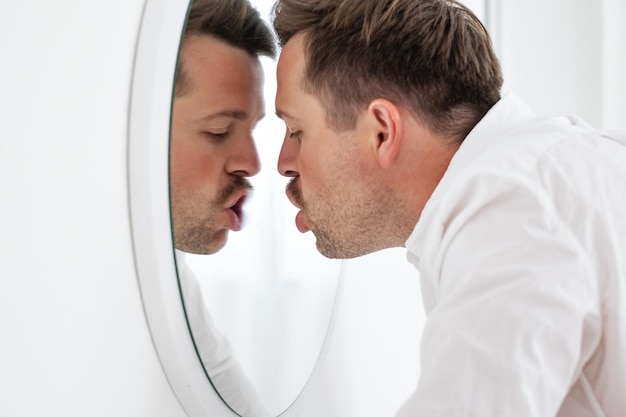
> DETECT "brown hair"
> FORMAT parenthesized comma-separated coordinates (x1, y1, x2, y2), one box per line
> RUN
(176, 0, 276, 96)
(271, 0, 502, 140)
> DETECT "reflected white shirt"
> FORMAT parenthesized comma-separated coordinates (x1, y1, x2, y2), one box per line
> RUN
(176, 250, 270, 417)
(399, 93, 626, 417)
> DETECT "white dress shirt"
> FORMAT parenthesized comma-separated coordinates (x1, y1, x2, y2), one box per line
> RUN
(399, 93, 626, 417)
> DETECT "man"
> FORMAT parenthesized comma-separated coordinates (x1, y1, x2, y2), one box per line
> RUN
(171, 0, 275, 255)
(271, 0, 626, 416)
(170, 0, 275, 416)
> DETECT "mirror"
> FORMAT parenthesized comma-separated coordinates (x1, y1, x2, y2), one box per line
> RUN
(169, 1, 343, 416)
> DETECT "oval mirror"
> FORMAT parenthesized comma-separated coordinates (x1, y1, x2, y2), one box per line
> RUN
(169, 1, 343, 416)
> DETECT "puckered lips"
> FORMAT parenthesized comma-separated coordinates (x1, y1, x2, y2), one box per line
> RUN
(224, 191, 248, 232)
(285, 184, 309, 233)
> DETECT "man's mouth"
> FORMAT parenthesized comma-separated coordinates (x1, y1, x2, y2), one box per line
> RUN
(226, 193, 248, 231)
(230, 194, 246, 219)
(285, 178, 310, 233)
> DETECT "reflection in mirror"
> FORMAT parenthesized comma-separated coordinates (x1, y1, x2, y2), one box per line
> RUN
(169, 0, 342, 416)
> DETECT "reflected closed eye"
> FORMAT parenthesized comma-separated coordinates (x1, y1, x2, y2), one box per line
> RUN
(206, 131, 229, 141)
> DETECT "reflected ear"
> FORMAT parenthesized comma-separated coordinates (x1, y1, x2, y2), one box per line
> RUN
(367, 99, 402, 169)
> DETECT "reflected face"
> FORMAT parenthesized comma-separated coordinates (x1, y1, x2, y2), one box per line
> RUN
(276, 34, 398, 259)
(171, 35, 264, 254)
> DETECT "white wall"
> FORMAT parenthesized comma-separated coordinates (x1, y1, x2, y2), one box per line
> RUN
(495, 0, 625, 131)
(0, 1, 188, 416)
(600, 0, 626, 130)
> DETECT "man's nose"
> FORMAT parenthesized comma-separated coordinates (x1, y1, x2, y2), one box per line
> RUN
(277, 136, 298, 178)
(227, 136, 261, 177)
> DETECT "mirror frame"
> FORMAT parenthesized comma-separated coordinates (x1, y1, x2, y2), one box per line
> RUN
(129, 0, 231, 415)
(128, 0, 344, 415)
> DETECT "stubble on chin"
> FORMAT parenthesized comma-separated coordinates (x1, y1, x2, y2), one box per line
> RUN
(287, 177, 400, 259)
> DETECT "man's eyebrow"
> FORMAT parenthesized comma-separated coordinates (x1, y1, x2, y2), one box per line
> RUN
(275, 109, 301, 122)
(195, 110, 250, 122)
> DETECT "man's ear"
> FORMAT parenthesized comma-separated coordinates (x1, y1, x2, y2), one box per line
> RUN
(367, 99, 402, 169)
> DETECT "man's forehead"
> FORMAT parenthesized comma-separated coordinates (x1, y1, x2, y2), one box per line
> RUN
(277, 34, 307, 81)
(276, 35, 310, 118)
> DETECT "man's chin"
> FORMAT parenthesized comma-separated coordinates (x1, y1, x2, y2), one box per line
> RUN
(313, 231, 345, 259)
(313, 229, 376, 260)
(175, 229, 228, 255)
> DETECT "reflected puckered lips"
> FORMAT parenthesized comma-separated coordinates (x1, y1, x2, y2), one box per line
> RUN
(224, 190, 249, 232)
(226, 190, 248, 212)
(230, 194, 246, 218)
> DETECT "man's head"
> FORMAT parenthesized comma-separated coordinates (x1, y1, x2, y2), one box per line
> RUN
(272, 0, 501, 138)
(171, 0, 276, 254)
(273, 0, 502, 258)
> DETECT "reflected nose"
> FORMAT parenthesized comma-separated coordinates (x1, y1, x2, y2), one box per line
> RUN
(277, 135, 298, 178)
(228, 136, 261, 177)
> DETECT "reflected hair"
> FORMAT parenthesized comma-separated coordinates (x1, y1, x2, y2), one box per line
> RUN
(176, 0, 277, 96)
(271, 0, 503, 141)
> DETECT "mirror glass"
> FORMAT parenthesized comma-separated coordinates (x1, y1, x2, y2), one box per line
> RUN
(170, 1, 343, 416)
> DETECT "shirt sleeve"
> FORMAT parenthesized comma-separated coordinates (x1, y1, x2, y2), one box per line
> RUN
(398, 173, 602, 417)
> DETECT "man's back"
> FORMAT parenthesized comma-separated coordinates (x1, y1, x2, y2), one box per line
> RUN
(403, 93, 626, 417)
